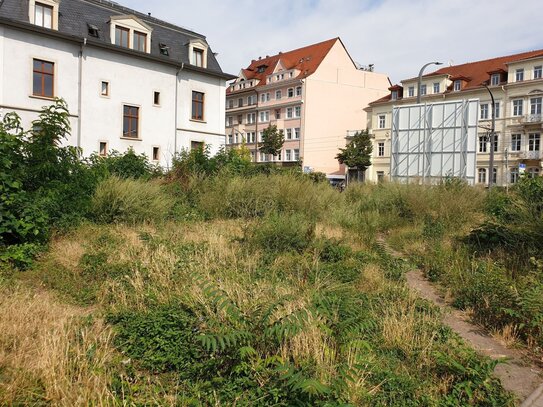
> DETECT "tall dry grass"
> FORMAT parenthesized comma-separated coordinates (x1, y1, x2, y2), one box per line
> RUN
(0, 284, 115, 406)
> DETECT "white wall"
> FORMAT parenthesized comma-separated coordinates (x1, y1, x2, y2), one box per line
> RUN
(0, 26, 227, 167)
(0, 27, 80, 146)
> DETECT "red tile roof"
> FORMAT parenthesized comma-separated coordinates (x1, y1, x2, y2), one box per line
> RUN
(227, 38, 339, 95)
(369, 49, 543, 105)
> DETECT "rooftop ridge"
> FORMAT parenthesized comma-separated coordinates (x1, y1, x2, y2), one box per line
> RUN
(82, 0, 206, 40)
(249, 37, 338, 65)
(438, 49, 543, 70)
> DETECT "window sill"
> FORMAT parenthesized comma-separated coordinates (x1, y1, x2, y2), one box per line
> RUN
(120, 137, 142, 141)
(190, 119, 207, 124)
(29, 94, 55, 101)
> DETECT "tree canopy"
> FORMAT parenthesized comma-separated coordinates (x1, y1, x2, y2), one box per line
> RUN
(335, 130, 373, 172)
(259, 125, 284, 157)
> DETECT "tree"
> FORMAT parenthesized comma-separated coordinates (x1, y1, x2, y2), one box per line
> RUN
(335, 130, 373, 183)
(259, 125, 284, 157)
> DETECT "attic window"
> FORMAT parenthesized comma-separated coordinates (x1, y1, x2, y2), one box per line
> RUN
(159, 43, 169, 56)
(257, 65, 267, 73)
(87, 24, 99, 38)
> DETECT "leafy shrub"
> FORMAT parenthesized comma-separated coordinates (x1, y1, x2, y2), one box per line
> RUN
(108, 305, 217, 375)
(91, 177, 174, 224)
(89, 149, 162, 180)
(1, 100, 99, 258)
(248, 213, 315, 253)
(317, 239, 352, 263)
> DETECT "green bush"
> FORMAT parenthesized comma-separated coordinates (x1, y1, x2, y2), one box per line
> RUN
(0, 100, 99, 258)
(89, 148, 162, 180)
(91, 177, 174, 224)
(108, 305, 217, 375)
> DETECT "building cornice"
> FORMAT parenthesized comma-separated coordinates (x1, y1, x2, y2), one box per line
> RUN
(0, 17, 237, 81)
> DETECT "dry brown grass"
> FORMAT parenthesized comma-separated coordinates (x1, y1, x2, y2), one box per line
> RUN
(0, 284, 115, 406)
(381, 295, 439, 365)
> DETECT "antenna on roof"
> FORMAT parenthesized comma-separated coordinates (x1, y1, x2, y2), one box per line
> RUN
(448, 59, 454, 66)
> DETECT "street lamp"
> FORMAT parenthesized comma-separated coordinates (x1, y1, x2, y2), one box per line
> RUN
(482, 83, 496, 189)
(417, 61, 443, 104)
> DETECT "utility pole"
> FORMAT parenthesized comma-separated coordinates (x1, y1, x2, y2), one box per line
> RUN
(483, 83, 496, 189)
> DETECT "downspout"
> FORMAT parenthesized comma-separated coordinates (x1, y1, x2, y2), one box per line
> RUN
(77, 38, 86, 149)
(174, 63, 184, 155)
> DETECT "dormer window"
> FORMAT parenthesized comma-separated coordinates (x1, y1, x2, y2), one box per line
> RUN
(257, 65, 267, 73)
(491, 73, 500, 86)
(193, 48, 204, 67)
(115, 26, 129, 48)
(88, 24, 100, 38)
(391, 90, 398, 100)
(110, 15, 152, 53)
(30, 0, 59, 30)
(133, 31, 147, 52)
(188, 39, 208, 68)
(453, 80, 461, 91)
(159, 43, 169, 56)
(35, 3, 52, 28)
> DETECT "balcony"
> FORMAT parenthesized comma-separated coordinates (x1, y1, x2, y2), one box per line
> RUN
(518, 150, 543, 160)
(521, 114, 542, 124)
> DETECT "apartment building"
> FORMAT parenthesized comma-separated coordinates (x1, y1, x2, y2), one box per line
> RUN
(366, 50, 543, 185)
(0, 0, 234, 167)
(226, 38, 390, 179)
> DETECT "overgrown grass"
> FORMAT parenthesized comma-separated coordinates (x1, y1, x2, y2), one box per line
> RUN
(91, 176, 174, 224)
(2, 166, 524, 405)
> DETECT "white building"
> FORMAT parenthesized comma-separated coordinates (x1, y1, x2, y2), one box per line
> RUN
(0, 0, 234, 167)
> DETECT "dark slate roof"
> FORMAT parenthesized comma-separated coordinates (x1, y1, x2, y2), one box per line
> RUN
(0, 0, 225, 74)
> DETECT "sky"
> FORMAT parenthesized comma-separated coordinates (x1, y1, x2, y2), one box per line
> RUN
(122, 0, 543, 84)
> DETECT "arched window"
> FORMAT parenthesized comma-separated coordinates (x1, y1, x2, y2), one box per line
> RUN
(478, 168, 486, 184)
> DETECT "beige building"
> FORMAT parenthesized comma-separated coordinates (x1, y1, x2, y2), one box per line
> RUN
(226, 38, 390, 179)
(366, 50, 543, 185)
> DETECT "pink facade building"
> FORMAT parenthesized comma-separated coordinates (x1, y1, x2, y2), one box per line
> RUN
(226, 38, 390, 179)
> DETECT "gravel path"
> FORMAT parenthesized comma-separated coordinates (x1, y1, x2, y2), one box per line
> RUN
(379, 238, 543, 406)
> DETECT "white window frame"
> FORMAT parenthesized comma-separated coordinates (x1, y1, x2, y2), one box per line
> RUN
(408, 86, 414, 97)
(529, 133, 541, 151)
(294, 128, 300, 139)
(294, 106, 301, 118)
(478, 168, 486, 184)
(378, 142, 385, 157)
(478, 135, 487, 153)
(286, 107, 293, 118)
(293, 149, 300, 161)
(535, 66, 543, 80)
(515, 68, 524, 82)
(480, 103, 489, 120)
(530, 97, 542, 115)
(296, 86, 302, 97)
(433, 83, 440, 94)
(491, 73, 500, 86)
(286, 128, 292, 140)
(287, 88, 294, 98)
(420, 84, 427, 96)
(512, 99, 523, 116)
(511, 134, 521, 152)
(259, 111, 269, 123)
(246, 113, 256, 124)
(275, 90, 282, 100)
(453, 80, 461, 91)
(378, 115, 386, 129)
